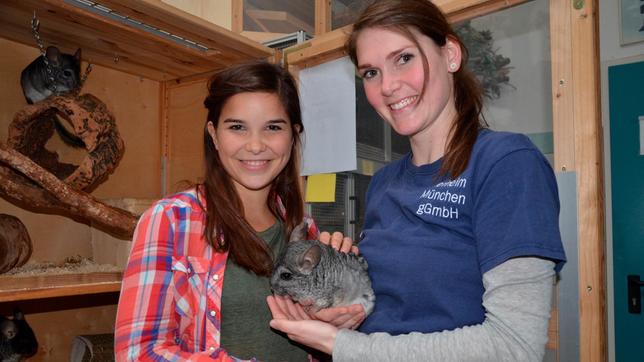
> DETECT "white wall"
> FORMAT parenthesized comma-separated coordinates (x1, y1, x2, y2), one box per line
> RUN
(600, 0, 644, 62)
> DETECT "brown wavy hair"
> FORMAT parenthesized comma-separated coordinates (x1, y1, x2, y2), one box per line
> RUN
(200, 60, 304, 276)
(346, 0, 487, 178)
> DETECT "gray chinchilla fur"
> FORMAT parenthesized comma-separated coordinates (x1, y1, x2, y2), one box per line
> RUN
(270, 221, 375, 315)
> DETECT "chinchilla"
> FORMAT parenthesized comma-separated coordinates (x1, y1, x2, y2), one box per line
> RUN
(270, 222, 375, 315)
(20, 46, 86, 148)
(0, 309, 38, 362)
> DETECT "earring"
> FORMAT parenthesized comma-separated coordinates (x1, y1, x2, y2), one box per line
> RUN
(449, 63, 457, 71)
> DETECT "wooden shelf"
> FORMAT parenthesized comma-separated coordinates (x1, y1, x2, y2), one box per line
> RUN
(0, 272, 122, 302)
(0, 0, 275, 81)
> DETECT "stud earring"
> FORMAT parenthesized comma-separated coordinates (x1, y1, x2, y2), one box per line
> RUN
(449, 63, 457, 70)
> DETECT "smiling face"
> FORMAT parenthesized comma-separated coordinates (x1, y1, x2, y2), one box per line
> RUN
(207, 92, 295, 198)
(356, 27, 461, 146)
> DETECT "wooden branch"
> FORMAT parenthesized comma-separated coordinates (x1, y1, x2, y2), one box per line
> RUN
(8, 94, 125, 191)
(0, 143, 137, 238)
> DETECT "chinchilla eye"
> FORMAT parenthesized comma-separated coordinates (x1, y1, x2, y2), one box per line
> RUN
(63, 70, 73, 78)
(280, 272, 293, 281)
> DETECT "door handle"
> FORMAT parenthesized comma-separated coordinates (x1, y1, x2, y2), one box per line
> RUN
(627, 275, 644, 314)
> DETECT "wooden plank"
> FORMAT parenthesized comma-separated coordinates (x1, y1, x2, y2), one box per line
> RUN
(0, 273, 122, 302)
(435, 0, 529, 23)
(0, 20, 177, 81)
(0, 7, 206, 76)
(569, 1, 605, 361)
(315, 0, 332, 35)
(550, 0, 576, 171)
(551, 0, 605, 360)
(100, 0, 272, 58)
(165, 79, 209, 192)
(240, 31, 289, 43)
(232, 0, 244, 33)
(285, 25, 351, 68)
(0, 0, 273, 81)
(546, 307, 559, 350)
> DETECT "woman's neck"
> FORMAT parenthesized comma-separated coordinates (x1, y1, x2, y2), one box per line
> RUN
(236, 186, 276, 232)
(409, 120, 452, 166)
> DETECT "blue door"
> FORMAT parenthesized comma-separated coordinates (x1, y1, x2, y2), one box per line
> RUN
(608, 60, 644, 362)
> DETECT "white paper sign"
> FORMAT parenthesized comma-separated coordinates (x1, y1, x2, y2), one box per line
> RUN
(639, 116, 644, 156)
(299, 57, 357, 175)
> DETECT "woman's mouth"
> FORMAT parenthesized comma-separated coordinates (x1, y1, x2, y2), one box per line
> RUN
(241, 160, 269, 170)
(389, 96, 418, 111)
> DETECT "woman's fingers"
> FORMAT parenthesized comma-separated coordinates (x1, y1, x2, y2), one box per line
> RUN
(314, 304, 365, 329)
(267, 295, 311, 320)
(319, 231, 356, 253)
(318, 231, 331, 244)
(267, 295, 288, 319)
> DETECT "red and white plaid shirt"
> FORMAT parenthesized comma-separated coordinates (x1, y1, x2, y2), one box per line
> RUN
(115, 189, 318, 361)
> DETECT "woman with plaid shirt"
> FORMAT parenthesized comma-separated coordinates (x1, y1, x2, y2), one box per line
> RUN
(115, 60, 322, 361)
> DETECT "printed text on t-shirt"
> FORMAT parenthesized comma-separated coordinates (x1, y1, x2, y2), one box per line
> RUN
(416, 177, 467, 219)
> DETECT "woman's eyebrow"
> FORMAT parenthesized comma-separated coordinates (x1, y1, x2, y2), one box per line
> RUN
(357, 47, 409, 70)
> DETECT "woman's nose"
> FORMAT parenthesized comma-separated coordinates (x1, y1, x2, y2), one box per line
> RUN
(381, 72, 401, 96)
(245, 133, 267, 154)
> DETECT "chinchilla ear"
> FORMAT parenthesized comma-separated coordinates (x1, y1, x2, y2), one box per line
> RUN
(297, 244, 321, 273)
(45, 46, 61, 66)
(13, 309, 24, 320)
(289, 220, 309, 242)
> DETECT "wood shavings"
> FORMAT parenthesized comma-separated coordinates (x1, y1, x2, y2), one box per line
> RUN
(4, 256, 120, 277)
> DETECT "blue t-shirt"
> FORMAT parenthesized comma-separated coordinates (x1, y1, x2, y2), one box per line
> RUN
(358, 129, 566, 335)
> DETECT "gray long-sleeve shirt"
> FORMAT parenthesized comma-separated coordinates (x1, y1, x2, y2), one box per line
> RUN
(333, 257, 555, 362)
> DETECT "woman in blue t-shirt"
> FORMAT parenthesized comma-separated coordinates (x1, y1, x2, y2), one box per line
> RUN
(267, 0, 566, 361)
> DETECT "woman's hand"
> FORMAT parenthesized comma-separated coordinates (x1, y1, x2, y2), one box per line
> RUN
(318, 231, 359, 254)
(312, 304, 366, 330)
(267, 295, 338, 355)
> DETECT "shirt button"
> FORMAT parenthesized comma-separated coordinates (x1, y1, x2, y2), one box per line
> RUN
(209, 346, 215, 352)
(212, 274, 219, 281)
(210, 310, 216, 317)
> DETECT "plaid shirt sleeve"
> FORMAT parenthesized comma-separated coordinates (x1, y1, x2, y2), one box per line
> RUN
(114, 195, 253, 362)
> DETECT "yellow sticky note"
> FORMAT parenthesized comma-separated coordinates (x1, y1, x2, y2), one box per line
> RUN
(305, 174, 336, 202)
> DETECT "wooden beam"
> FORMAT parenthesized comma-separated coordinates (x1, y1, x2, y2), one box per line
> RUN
(0, 0, 274, 81)
(232, 0, 244, 33)
(315, 0, 332, 35)
(551, 0, 576, 171)
(434, 0, 529, 23)
(285, 25, 351, 69)
(550, 0, 605, 361)
(0, 273, 122, 302)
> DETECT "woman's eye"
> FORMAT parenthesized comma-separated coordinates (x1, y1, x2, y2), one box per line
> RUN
(280, 272, 293, 281)
(362, 69, 378, 79)
(229, 124, 243, 131)
(398, 53, 414, 64)
(267, 124, 283, 131)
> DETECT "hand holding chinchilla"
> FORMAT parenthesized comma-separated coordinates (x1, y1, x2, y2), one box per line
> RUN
(0, 310, 38, 362)
(270, 221, 375, 316)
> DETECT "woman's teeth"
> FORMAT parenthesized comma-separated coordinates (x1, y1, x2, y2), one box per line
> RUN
(390, 96, 417, 110)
